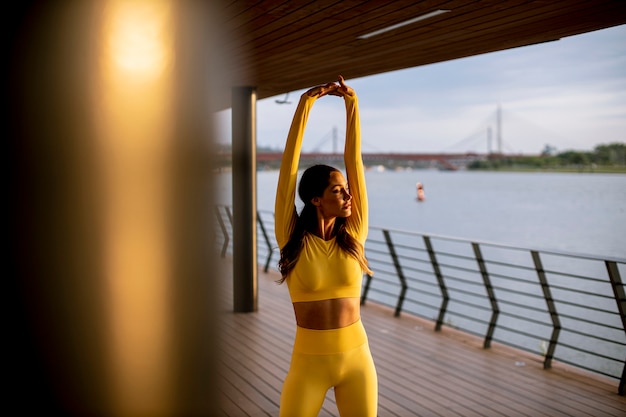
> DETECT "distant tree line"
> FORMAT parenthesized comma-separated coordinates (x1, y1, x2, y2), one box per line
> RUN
(468, 142, 626, 172)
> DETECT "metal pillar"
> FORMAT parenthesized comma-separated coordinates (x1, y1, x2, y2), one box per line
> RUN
(232, 87, 258, 313)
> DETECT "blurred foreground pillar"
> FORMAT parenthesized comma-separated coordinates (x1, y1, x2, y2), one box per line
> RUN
(9, 1, 225, 415)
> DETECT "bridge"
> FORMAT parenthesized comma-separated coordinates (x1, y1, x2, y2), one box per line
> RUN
(258, 151, 485, 170)
(218, 151, 517, 171)
(239, 104, 545, 171)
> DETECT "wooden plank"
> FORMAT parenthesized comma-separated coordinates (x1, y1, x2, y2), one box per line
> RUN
(369, 300, 607, 415)
(364, 311, 559, 416)
(210, 1, 626, 106)
(219, 363, 273, 415)
(229, 0, 624, 97)
(217, 258, 625, 416)
(249, 0, 604, 84)
(363, 301, 624, 416)
(230, 0, 514, 77)
(218, 271, 339, 416)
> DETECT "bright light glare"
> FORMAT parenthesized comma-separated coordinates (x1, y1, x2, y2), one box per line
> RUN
(96, 0, 175, 414)
(107, 1, 171, 77)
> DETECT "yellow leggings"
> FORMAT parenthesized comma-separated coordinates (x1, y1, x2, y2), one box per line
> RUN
(279, 319, 378, 417)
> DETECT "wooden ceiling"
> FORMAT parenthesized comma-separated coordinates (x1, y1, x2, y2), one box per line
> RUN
(217, 0, 626, 109)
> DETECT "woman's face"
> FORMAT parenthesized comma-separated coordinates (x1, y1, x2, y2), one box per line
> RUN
(315, 171, 352, 219)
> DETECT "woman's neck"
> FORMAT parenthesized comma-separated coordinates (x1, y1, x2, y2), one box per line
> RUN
(316, 216, 336, 240)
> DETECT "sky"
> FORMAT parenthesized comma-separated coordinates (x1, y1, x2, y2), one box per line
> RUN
(215, 24, 626, 155)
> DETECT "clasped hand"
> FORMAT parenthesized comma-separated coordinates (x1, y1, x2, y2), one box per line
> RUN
(306, 75, 355, 98)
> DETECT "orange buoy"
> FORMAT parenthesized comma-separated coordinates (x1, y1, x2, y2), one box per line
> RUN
(416, 182, 425, 201)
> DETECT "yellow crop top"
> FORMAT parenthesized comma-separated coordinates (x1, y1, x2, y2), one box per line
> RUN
(274, 92, 368, 303)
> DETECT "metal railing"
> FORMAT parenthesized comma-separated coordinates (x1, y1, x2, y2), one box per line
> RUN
(215, 205, 626, 395)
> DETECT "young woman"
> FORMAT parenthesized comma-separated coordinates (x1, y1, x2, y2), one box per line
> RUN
(274, 76, 378, 417)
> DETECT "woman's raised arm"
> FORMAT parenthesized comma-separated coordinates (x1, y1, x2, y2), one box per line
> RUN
(274, 83, 340, 249)
(338, 76, 368, 243)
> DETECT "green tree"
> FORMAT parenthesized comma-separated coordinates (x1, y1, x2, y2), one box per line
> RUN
(593, 143, 626, 165)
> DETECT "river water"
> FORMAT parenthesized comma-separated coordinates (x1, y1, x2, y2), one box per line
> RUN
(242, 169, 626, 259)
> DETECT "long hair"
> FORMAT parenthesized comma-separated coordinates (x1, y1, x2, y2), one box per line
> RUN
(277, 164, 371, 283)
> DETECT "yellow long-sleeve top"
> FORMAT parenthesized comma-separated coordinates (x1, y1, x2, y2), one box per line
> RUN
(274, 93, 368, 303)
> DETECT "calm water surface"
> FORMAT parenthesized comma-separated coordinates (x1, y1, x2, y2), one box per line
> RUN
(220, 169, 626, 259)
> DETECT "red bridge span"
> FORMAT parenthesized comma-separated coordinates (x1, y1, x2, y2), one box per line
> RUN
(254, 152, 493, 170)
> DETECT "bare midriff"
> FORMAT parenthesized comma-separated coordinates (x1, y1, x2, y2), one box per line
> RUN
(292, 297, 361, 330)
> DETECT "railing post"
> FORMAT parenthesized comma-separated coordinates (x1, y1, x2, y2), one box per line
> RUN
(361, 273, 373, 305)
(383, 230, 407, 317)
(225, 206, 233, 226)
(472, 243, 499, 349)
(256, 211, 274, 273)
(215, 206, 229, 258)
(423, 236, 449, 331)
(606, 260, 625, 395)
(531, 250, 561, 369)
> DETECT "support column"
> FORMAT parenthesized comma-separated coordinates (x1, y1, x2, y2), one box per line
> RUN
(232, 87, 258, 313)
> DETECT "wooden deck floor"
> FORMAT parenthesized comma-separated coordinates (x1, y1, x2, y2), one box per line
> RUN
(217, 258, 625, 417)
